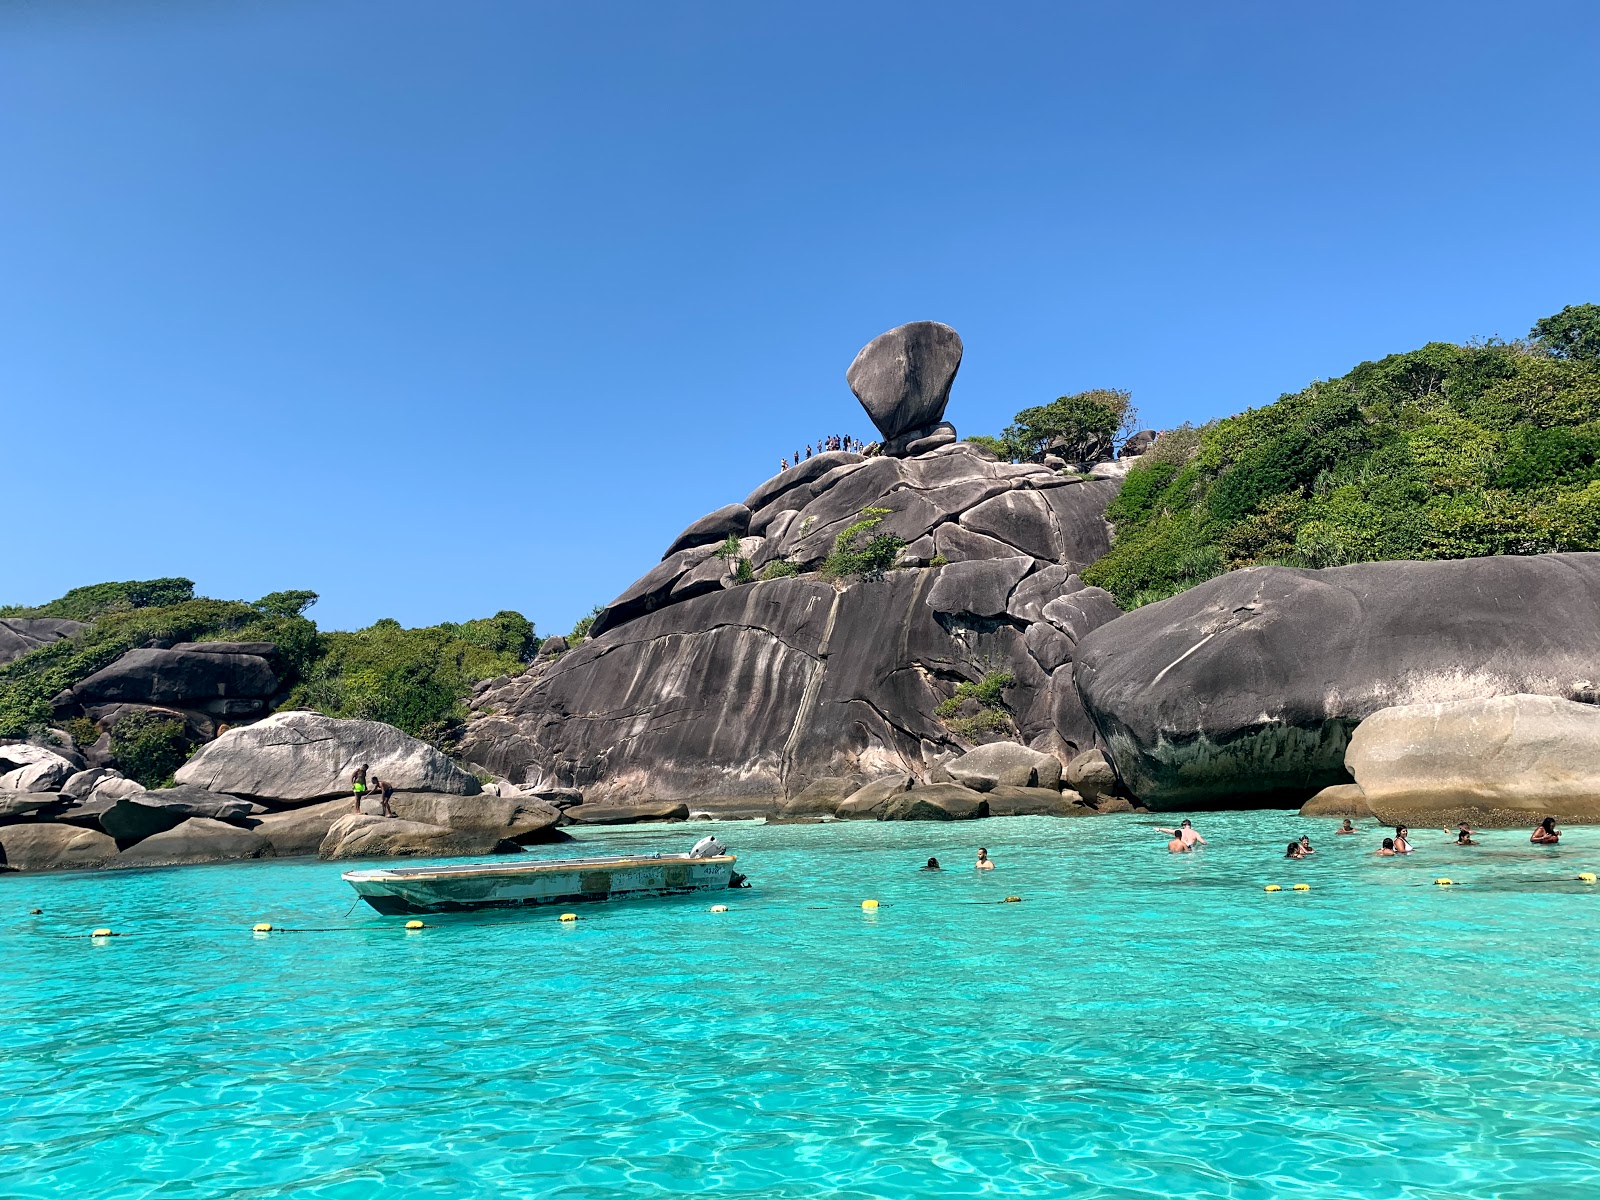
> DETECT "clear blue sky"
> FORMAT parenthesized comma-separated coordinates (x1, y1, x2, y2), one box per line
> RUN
(4, 1, 1597, 634)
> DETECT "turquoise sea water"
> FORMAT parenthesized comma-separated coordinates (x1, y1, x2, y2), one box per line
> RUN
(6, 810, 1600, 1199)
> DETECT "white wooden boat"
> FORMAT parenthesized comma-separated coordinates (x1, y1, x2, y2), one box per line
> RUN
(342, 852, 738, 914)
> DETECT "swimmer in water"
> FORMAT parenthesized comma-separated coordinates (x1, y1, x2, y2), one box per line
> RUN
(1298, 835, 1315, 856)
(1393, 826, 1413, 854)
(1449, 822, 1478, 846)
(1156, 819, 1206, 848)
(1375, 837, 1396, 857)
(922, 857, 941, 871)
(1167, 833, 1191, 853)
(1286, 840, 1305, 859)
(975, 848, 994, 870)
(1336, 819, 1358, 835)
(1531, 816, 1561, 844)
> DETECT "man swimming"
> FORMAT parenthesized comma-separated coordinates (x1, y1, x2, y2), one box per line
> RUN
(975, 848, 994, 870)
(1375, 838, 1396, 857)
(1336, 819, 1358, 835)
(1167, 833, 1191, 853)
(1156, 819, 1206, 848)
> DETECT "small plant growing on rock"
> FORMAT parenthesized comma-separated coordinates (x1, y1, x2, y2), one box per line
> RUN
(713, 534, 743, 559)
(821, 507, 905, 580)
(929, 553, 950, 568)
(936, 671, 1017, 740)
(758, 559, 801, 580)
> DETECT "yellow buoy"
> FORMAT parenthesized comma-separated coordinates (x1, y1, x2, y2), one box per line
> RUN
(861, 899, 879, 909)
(405, 920, 425, 930)
(558, 912, 578, 922)
(1263, 885, 1281, 892)
(1435, 878, 1453, 886)
(1003, 896, 1022, 903)
(1292, 883, 1311, 891)
(1578, 873, 1597, 884)
(709, 904, 728, 913)
(252, 922, 273, 933)
(91, 928, 114, 938)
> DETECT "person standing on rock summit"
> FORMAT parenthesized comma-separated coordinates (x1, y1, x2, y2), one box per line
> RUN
(351, 763, 370, 813)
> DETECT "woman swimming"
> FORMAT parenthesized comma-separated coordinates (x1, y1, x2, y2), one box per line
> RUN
(1286, 840, 1305, 859)
(1298, 835, 1315, 856)
(1393, 826, 1413, 854)
(1531, 817, 1561, 844)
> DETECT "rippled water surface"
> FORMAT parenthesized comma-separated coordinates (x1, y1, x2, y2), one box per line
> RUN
(7, 811, 1600, 1198)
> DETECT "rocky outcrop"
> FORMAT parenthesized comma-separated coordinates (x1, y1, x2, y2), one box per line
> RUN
(0, 617, 85, 666)
(1299, 783, 1372, 819)
(99, 786, 259, 843)
(1075, 554, 1600, 810)
(983, 784, 1086, 817)
(387, 792, 562, 843)
(464, 432, 1121, 817)
(565, 801, 691, 825)
(777, 775, 868, 817)
(318, 814, 515, 860)
(0, 745, 79, 793)
(175, 711, 481, 803)
(847, 321, 962, 444)
(113, 817, 273, 868)
(944, 742, 1063, 792)
(881, 782, 988, 820)
(1346, 694, 1600, 826)
(0, 821, 117, 870)
(65, 647, 278, 711)
(252, 798, 356, 856)
(835, 774, 915, 819)
(1064, 749, 1119, 806)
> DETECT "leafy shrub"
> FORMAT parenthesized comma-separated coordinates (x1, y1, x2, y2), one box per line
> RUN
(713, 534, 743, 559)
(994, 389, 1137, 462)
(568, 605, 606, 644)
(964, 435, 1009, 458)
(945, 708, 1016, 740)
(1083, 307, 1600, 607)
(254, 590, 319, 618)
(821, 508, 904, 580)
(757, 559, 801, 580)
(733, 557, 756, 585)
(109, 710, 191, 788)
(929, 553, 950, 568)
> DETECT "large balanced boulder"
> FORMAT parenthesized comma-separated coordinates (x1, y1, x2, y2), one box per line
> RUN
(0, 617, 85, 666)
(1346, 694, 1600, 826)
(113, 817, 272, 868)
(880, 782, 989, 820)
(847, 321, 963, 443)
(318, 814, 515, 860)
(1075, 554, 1600, 810)
(944, 742, 1063, 792)
(67, 647, 278, 708)
(0, 822, 117, 870)
(175, 711, 481, 803)
(99, 786, 258, 843)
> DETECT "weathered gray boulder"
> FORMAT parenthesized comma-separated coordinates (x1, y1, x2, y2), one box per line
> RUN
(538, 635, 568, 657)
(318, 813, 515, 860)
(59, 768, 122, 802)
(1064, 748, 1119, 805)
(926, 557, 1034, 618)
(881, 420, 958, 457)
(1120, 430, 1158, 457)
(100, 786, 259, 843)
(0, 791, 66, 819)
(880, 783, 989, 821)
(113, 817, 273, 868)
(663, 504, 752, 558)
(0, 745, 78, 793)
(847, 321, 963, 441)
(945, 742, 1062, 792)
(835, 774, 914, 819)
(1346, 694, 1600, 826)
(68, 647, 278, 707)
(1075, 555, 1600, 810)
(175, 711, 481, 803)
(89, 776, 144, 803)
(0, 821, 117, 870)
(778, 775, 867, 817)
(564, 801, 691, 825)
(388, 792, 562, 843)
(0, 617, 85, 665)
(983, 784, 1087, 817)
(252, 798, 355, 856)
(1299, 783, 1372, 819)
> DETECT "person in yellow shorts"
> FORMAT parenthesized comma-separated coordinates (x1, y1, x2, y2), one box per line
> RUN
(351, 763, 370, 813)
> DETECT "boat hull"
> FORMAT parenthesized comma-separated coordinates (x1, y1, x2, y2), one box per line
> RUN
(342, 853, 737, 915)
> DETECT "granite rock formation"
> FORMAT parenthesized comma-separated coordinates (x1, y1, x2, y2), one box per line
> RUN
(847, 321, 963, 443)
(463, 439, 1123, 813)
(0, 618, 85, 667)
(1346, 694, 1600, 826)
(1075, 554, 1600, 810)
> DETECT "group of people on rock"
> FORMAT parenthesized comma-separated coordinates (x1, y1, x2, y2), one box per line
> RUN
(779, 434, 865, 471)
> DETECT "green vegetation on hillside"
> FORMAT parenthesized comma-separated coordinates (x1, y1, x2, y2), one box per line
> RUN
(971, 389, 1139, 463)
(0, 581, 538, 748)
(1083, 304, 1600, 607)
(821, 507, 905, 579)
